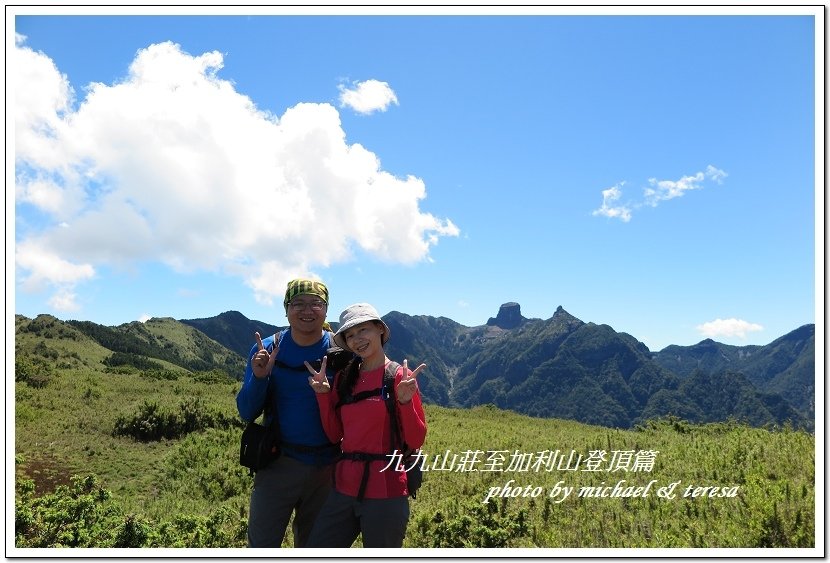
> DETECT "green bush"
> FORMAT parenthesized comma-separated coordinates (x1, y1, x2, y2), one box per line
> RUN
(412, 499, 530, 548)
(15, 475, 119, 547)
(161, 429, 250, 502)
(113, 397, 240, 441)
(104, 352, 164, 371)
(15, 356, 53, 388)
(193, 369, 233, 384)
(140, 369, 181, 381)
(15, 474, 247, 548)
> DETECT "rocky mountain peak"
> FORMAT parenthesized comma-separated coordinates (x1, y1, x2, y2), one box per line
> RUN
(486, 302, 527, 329)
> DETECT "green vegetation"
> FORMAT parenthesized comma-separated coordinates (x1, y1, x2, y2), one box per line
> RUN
(13, 314, 816, 549)
(410, 407, 814, 548)
(65, 316, 245, 377)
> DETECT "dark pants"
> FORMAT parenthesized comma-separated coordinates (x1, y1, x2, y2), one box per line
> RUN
(306, 489, 410, 548)
(247, 455, 333, 548)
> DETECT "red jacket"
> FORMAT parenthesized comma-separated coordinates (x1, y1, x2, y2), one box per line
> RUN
(315, 361, 427, 499)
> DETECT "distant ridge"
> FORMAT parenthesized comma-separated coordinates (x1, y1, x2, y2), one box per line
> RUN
(170, 304, 818, 430)
(181, 311, 282, 357)
(17, 300, 812, 431)
(161, 302, 813, 431)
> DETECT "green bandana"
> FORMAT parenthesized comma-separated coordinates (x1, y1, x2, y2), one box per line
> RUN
(283, 278, 329, 310)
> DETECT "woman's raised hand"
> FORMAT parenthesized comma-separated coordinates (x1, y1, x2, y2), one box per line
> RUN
(306, 356, 331, 394)
(396, 359, 426, 404)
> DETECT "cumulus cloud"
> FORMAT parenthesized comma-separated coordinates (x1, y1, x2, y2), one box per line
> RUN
(592, 166, 727, 222)
(16, 240, 96, 291)
(14, 40, 458, 308)
(696, 318, 764, 340)
(338, 79, 399, 114)
(14, 215, 91, 314)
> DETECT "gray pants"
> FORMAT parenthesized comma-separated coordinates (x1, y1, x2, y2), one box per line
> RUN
(247, 455, 333, 548)
(306, 490, 410, 548)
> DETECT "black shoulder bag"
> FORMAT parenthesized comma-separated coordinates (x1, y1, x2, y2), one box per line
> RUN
(239, 381, 281, 475)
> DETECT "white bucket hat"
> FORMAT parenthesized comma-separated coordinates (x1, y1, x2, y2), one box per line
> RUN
(333, 303, 391, 352)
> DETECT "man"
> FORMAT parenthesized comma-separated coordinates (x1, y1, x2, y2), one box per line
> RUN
(236, 278, 339, 547)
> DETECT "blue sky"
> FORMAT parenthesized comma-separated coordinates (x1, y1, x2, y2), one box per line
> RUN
(10, 6, 822, 352)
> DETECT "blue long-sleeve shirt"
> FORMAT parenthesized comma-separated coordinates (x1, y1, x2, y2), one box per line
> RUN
(236, 329, 337, 466)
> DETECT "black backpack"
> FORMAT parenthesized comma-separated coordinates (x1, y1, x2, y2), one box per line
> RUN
(336, 361, 424, 500)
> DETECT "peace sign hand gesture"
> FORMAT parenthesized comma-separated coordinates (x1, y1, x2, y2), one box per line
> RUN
(306, 356, 331, 394)
(396, 359, 426, 404)
(252, 332, 278, 379)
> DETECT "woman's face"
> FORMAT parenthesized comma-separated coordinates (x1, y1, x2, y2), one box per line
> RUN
(343, 321, 385, 358)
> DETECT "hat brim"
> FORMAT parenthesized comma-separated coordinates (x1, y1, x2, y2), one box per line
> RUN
(333, 316, 391, 353)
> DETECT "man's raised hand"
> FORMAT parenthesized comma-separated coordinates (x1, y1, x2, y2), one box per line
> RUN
(251, 332, 278, 379)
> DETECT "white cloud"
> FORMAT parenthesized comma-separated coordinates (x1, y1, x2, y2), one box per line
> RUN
(16, 240, 96, 292)
(643, 171, 707, 206)
(338, 79, 399, 115)
(591, 182, 632, 222)
(705, 165, 728, 184)
(47, 288, 82, 312)
(593, 166, 727, 222)
(14, 34, 75, 171)
(13, 41, 457, 308)
(15, 239, 93, 313)
(138, 314, 152, 323)
(696, 318, 764, 340)
(16, 176, 77, 216)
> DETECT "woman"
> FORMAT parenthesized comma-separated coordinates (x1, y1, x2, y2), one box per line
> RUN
(305, 302, 427, 548)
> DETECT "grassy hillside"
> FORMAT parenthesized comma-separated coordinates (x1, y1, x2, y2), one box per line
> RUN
(13, 315, 816, 550)
(66, 315, 245, 377)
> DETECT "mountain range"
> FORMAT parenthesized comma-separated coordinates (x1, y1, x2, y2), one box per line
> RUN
(181, 302, 814, 431)
(17, 302, 813, 431)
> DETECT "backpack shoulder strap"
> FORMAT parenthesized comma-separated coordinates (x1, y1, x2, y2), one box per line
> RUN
(383, 361, 401, 394)
(276, 328, 288, 345)
(338, 387, 381, 406)
(384, 361, 404, 452)
(261, 330, 286, 419)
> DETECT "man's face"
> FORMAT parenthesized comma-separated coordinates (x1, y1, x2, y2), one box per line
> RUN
(286, 295, 327, 333)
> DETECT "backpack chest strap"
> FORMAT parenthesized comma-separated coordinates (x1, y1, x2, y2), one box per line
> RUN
(336, 386, 384, 408)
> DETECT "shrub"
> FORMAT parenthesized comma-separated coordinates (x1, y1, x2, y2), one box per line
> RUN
(422, 499, 530, 548)
(15, 474, 247, 548)
(113, 397, 239, 441)
(15, 475, 120, 547)
(15, 356, 53, 388)
(103, 352, 164, 371)
(140, 369, 181, 381)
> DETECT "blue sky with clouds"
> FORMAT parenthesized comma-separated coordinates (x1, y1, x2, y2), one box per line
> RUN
(10, 6, 821, 351)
